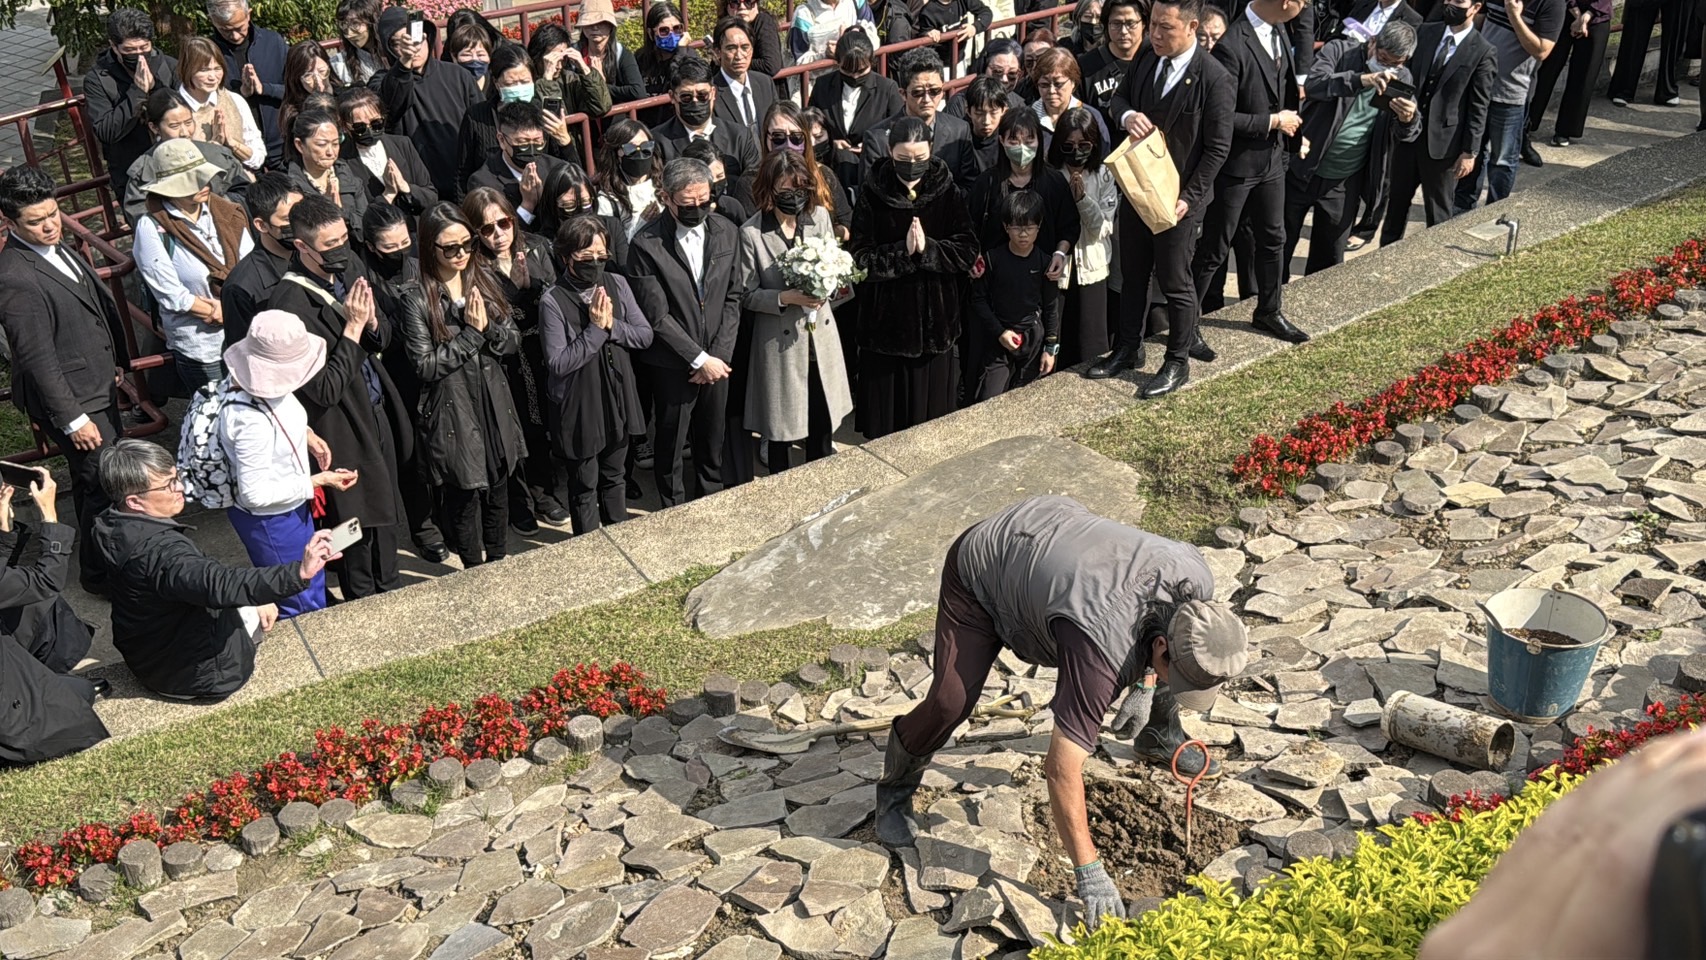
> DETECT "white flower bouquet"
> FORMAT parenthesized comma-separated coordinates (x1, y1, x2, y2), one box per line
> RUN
(777, 233, 865, 330)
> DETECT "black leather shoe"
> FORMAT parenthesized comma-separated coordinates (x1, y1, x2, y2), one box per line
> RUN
(1252, 312, 1310, 343)
(1085, 344, 1144, 379)
(542, 506, 571, 525)
(1521, 140, 1544, 167)
(88, 675, 113, 700)
(1189, 333, 1217, 363)
(1140, 359, 1190, 399)
(415, 540, 450, 564)
(510, 514, 540, 535)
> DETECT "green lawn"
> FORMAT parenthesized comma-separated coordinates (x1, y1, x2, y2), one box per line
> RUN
(1073, 184, 1706, 544)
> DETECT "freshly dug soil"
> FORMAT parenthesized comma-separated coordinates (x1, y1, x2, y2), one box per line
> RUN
(1508, 627, 1582, 647)
(1030, 779, 1246, 903)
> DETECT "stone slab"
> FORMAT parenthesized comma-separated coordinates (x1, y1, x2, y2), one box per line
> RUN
(685, 436, 1147, 636)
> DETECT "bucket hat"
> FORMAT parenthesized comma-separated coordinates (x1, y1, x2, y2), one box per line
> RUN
(223, 310, 327, 400)
(579, 0, 618, 32)
(1166, 600, 1249, 711)
(144, 139, 222, 198)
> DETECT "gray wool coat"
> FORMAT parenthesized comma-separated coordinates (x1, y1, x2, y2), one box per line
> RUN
(736, 207, 854, 443)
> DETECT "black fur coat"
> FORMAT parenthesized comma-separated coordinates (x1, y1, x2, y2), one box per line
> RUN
(849, 157, 978, 359)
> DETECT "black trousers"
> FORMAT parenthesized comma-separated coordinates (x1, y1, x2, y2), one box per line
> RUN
(1380, 144, 1458, 245)
(510, 431, 567, 521)
(1116, 204, 1205, 363)
(1202, 223, 1255, 315)
(1060, 279, 1109, 368)
(643, 364, 727, 506)
(337, 523, 401, 597)
(44, 404, 121, 588)
(443, 480, 510, 566)
(1193, 168, 1286, 319)
(567, 437, 629, 535)
(1530, 17, 1611, 139)
(1283, 170, 1356, 278)
(1610, 0, 1691, 103)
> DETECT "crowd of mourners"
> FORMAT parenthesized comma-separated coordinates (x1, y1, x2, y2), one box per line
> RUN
(0, 0, 1698, 759)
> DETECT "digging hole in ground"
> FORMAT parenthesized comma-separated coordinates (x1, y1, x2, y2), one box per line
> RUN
(1030, 778, 1247, 903)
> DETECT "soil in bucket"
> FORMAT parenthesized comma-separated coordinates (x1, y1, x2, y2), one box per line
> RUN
(1029, 779, 1246, 902)
(1508, 627, 1583, 647)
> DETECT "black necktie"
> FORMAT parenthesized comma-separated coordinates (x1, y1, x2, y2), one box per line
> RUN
(743, 87, 755, 127)
(1155, 56, 1172, 95)
(1429, 35, 1456, 85)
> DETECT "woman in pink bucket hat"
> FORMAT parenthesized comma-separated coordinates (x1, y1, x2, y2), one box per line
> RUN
(218, 310, 360, 617)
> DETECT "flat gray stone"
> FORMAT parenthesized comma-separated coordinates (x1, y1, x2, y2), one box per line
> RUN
(526, 895, 622, 960)
(622, 813, 714, 849)
(136, 870, 239, 919)
(234, 883, 313, 930)
(347, 813, 434, 849)
(943, 886, 1005, 932)
(488, 878, 565, 926)
(1263, 742, 1347, 788)
(0, 917, 91, 959)
(324, 922, 430, 960)
(698, 935, 783, 960)
(619, 885, 720, 955)
(1196, 780, 1287, 823)
(0, 888, 32, 930)
(755, 903, 840, 960)
(698, 790, 788, 828)
(728, 858, 805, 913)
(427, 923, 508, 960)
(884, 917, 961, 960)
(329, 857, 433, 893)
(784, 801, 872, 838)
(296, 911, 363, 957)
(685, 436, 1146, 636)
(178, 920, 249, 960)
(621, 844, 707, 880)
(830, 889, 892, 958)
(704, 826, 781, 863)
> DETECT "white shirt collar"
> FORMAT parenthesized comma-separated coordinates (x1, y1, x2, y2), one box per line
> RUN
(178, 85, 217, 110)
(18, 237, 62, 260)
(1162, 42, 1197, 71)
(1245, 4, 1274, 37)
(720, 68, 747, 92)
(675, 221, 705, 243)
(685, 117, 717, 138)
(1444, 18, 1475, 41)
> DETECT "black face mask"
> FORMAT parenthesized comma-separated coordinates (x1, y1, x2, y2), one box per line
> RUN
(711, 179, 729, 201)
(119, 51, 143, 72)
(1064, 145, 1094, 168)
(1441, 3, 1470, 25)
(273, 224, 294, 244)
(893, 158, 930, 182)
(674, 202, 710, 228)
(370, 245, 411, 274)
(620, 152, 654, 179)
(567, 256, 607, 287)
(350, 123, 382, 147)
(511, 143, 543, 163)
(813, 139, 834, 165)
(774, 189, 809, 215)
(314, 241, 350, 274)
(841, 70, 868, 87)
(677, 99, 712, 127)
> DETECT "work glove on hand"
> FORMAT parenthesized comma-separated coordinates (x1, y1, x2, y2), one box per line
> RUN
(1074, 860, 1127, 931)
(1110, 681, 1156, 738)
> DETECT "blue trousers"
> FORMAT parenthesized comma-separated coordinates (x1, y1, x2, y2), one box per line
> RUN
(1455, 101, 1527, 213)
(227, 503, 324, 619)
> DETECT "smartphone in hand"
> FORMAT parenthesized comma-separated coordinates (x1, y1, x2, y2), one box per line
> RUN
(327, 517, 363, 553)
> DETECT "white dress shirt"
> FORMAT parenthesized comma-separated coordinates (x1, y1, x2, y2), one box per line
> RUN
(1365, 0, 1401, 34)
(18, 239, 92, 432)
(675, 220, 711, 370)
(1437, 19, 1475, 66)
(722, 69, 756, 126)
(134, 202, 255, 363)
(841, 82, 864, 132)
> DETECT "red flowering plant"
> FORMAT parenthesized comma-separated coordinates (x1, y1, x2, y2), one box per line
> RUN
(1232, 238, 1703, 494)
(4, 661, 674, 890)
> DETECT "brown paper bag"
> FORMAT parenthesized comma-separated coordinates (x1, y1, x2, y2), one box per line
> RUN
(1105, 129, 1180, 233)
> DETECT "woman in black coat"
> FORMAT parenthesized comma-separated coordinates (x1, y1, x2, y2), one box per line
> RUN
(337, 86, 438, 218)
(288, 109, 369, 242)
(849, 117, 978, 439)
(464, 186, 563, 531)
(400, 202, 527, 569)
(805, 32, 904, 194)
(964, 109, 1079, 267)
(541, 216, 655, 535)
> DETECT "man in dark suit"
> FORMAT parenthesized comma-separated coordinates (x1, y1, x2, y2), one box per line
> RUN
(806, 31, 905, 193)
(0, 166, 131, 593)
(1378, 0, 1495, 244)
(652, 56, 763, 186)
(861, 48, 982, 191)
(83, 8, 178, 201)
(1192, 0, 1311, 346)
(467, 101, 570, 236)
(711, 17, 777, 139)
(625, 158, 743, 506)
(208, 0, 289, 168)
(1285, 22, 1421, 275)
(1090, 0, 1235, 398)
(1226, 0, 1318, 81)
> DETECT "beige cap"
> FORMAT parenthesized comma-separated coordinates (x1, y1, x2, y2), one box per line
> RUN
(1167, 600, 1250, 712)
(579, 0, 618, 31)
(145, 139, 221, 198)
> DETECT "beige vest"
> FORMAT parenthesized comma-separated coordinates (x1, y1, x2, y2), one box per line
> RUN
(191, 88, 247, 155)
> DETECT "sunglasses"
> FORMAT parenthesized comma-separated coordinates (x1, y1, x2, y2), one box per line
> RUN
(676, 90, 712, 103)
(654, 24, 684, 36)
(728, 0, 760, 7)
(479, 217, 514, 237)
(619, 142, 656, 157)
(437, 239, 474, 257)
(768, 131, 807, 148)
(348, 122, 375, 138)
(1036, 78, 1072, 91)
(907, 86, 944, 99)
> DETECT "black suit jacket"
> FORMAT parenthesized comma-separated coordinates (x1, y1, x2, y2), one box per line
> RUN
(340, 133, 440, 216)
(1407, 23, 1496, 161)
(82, 50, 179, 191)
(625, 213, 743, 370)
(807, 72, 905, 188)
(712, 70, 778, 138)
(861, 111, 981, 191)
(1214, 16, 1302, 179)
(652, 117, 763, 181)
(467, 150, 569, 233)
(1109, 48, 1237, 214)
(0, 242, 127, 430)
(1342, 0, 1425, 33)
(1226, 0, 1318, 75)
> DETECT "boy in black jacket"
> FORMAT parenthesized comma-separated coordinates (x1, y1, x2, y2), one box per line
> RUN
(970, 190, 1061, 402)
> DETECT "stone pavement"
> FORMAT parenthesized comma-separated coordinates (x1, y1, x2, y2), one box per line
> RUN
(4, 291, 1705, 960)
(0, 8, 63, 170)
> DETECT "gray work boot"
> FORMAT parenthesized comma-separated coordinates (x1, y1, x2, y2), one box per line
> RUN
(1133, 687, 1222, 779)
(875, 723, 932, 847)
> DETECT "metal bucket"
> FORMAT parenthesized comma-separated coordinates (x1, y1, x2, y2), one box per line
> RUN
(1481, 585, 1612, 722)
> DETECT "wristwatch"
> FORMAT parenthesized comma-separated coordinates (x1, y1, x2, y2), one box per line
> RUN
(1044, 343, 1061, 357)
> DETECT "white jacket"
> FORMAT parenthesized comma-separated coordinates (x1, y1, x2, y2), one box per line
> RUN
(1068, 165, 1117, 288)
(218, 389, 314, 517)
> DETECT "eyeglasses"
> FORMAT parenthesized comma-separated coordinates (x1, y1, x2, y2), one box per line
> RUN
(907, 86, 944, 99)
(768, 131, 806, 148)
(479, 217, 514, 237)
(1036, 78, 1072, 91)
(142, 474, 184, 495)
(437, 239, 474, 257)
(654, 24, 685, 36)
(676, 90, 712, 103)
(1107, 18, 1142, 32)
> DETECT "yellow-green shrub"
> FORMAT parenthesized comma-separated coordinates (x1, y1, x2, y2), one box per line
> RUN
(1032, 770, 1582, 960)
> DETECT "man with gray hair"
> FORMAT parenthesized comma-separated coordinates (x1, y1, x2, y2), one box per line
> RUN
(207, 0, 289, 168)
(1283, 20, 1421, 276)
(92, 439, 338, 701)
(625, 157, 743, 505)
